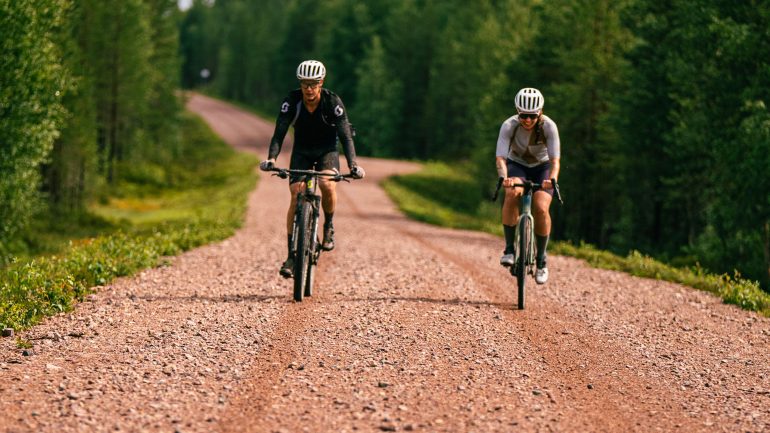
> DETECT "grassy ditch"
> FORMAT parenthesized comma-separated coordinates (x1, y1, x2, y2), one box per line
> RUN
(382, 162, 770, 317)
(0, 113, 257, 331)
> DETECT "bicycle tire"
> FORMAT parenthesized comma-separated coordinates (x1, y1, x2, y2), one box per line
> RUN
(293, 200, 313, 302)
(304, 232, 319, 297)
(517, 216, 532, 310)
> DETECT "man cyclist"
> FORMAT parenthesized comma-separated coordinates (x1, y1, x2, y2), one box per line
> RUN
(259, 60, 365, 278)
(495, 88, 561, 284)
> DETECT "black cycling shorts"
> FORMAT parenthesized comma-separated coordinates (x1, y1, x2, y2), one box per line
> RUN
(506, 159, 553, 196)
(289, 150, 340, 184)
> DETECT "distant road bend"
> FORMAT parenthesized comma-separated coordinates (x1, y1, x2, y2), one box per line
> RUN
(1, 93, 768, 433)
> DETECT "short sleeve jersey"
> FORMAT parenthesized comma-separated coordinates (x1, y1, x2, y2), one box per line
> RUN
(495, 114, 560, 167)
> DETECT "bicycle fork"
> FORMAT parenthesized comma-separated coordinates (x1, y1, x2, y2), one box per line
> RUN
(289, 197, 302, 259)
(513, 194, 536, 276)
(290, 192, 322, 264)
(308, 195, 321, 264)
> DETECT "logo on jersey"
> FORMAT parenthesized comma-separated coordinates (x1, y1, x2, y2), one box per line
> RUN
(281, 102, 289, 113)
(334, 105, 344, 117)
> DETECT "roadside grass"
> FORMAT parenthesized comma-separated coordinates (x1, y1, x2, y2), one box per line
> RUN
(383, 162, 770, 317)
(0, 112, 258, 331)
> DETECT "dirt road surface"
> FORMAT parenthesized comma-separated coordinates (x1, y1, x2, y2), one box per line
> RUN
(2, 93, 768, 433)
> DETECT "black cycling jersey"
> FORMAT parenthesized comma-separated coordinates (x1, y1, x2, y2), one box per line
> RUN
(267, 88, 357, 167)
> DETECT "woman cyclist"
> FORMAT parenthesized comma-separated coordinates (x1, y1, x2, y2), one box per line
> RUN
(495, 88, 561, 284)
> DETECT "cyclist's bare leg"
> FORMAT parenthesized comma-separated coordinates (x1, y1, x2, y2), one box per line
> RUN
(533, 191, 553, 275)
(318, 171, 337, 222)
(532, 191, 552, 236)
(286, 182, 305, 235)
(318, 171, 338, 250)
(501, 177, 524, 226)
(499, 178, 523, 265)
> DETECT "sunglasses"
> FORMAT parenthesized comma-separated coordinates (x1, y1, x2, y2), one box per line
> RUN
(300, 81, 321, 89)
(518, 112, 539, 120)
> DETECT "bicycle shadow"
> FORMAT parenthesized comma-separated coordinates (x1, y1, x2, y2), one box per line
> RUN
(134, 293, 286, 304)
(334, 295, 510, 309)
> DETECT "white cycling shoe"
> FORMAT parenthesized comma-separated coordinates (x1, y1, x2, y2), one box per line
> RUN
(535, 267, 549, 284)
(500, 253, 514, 267)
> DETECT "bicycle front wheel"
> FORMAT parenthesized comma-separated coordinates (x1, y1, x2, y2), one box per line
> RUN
(517, 216, 532, 310)
(304, 232, 319, 298)
(293, 200, 313, 302)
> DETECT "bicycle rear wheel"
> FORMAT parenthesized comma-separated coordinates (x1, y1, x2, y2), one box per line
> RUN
(293, 200, 313, 302)
(517, 217, 532, 310)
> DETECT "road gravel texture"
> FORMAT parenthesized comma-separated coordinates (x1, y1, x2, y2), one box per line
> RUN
(1, 93, 768, 433)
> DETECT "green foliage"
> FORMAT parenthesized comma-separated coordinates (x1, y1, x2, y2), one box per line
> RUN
(615, 0, 770, 286)
(0, 0, 70, 260)
(38, 0, 101, 216)
(179, 0, 221, 89)
(77, 0, 177, 183)
(353, 36, 402, 157)
(0, 113, 257, 331)
(3, 0, 185, 263)
(143, 0, 184, 160)
(383, 162, 500, 234)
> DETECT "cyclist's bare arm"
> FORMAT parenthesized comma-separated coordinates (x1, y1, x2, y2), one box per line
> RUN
(543, 158, 560, 189)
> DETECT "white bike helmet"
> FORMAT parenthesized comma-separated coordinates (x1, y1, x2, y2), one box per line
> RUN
(515, 88, 544, 113)
(296, 60, 326, 81)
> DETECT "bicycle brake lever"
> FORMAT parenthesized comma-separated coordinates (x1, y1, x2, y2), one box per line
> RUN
(552, 178, 563, 205)
(491, 177, 503, 202)
(273, 170, 288, 179)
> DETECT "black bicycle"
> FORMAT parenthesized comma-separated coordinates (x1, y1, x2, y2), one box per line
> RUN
(269, 167, 354, 301)
(492, 178, 563, 309)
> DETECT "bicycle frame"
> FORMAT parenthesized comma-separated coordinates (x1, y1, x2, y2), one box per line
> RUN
(492, 177, 562, 309)
(512, 181, 537, 279)
(291, 175, 321, 264)
(270, 167, 352, 301)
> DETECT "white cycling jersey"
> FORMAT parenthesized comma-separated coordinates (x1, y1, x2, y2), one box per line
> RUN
(495, 114, 560, 167)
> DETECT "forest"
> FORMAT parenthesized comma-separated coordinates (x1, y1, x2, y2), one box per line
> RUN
(1, 0, 182, 256)
(2, 0, 769, 290)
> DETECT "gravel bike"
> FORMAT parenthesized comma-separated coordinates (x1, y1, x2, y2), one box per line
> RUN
(269, 167, 354, 302)
(492, 178, 563, 309)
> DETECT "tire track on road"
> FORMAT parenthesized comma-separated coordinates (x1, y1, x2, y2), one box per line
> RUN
(339, 186, 702, 432)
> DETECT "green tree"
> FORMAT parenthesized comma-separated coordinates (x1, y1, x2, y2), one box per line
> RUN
(424, 0, 512, 160)
(79, 0, 152, 182)
(315, 0, 377, 108)
(681, 2, 770, 286)
(513, 0, 634, 247)
(352, 36, 402, 157)
(0, 0, 69, 259)
(380, 0, 440, 158)
(215, 0, 287, 108)
(143, 0, 183, 164)
(273, 0, 324, 93)
(468, 0, 539, 195)
(179, 0, 220, 89)
(42, 1, 99, 215)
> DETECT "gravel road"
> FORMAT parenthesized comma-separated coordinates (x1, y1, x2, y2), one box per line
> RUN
(1, 93, 768, 433)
